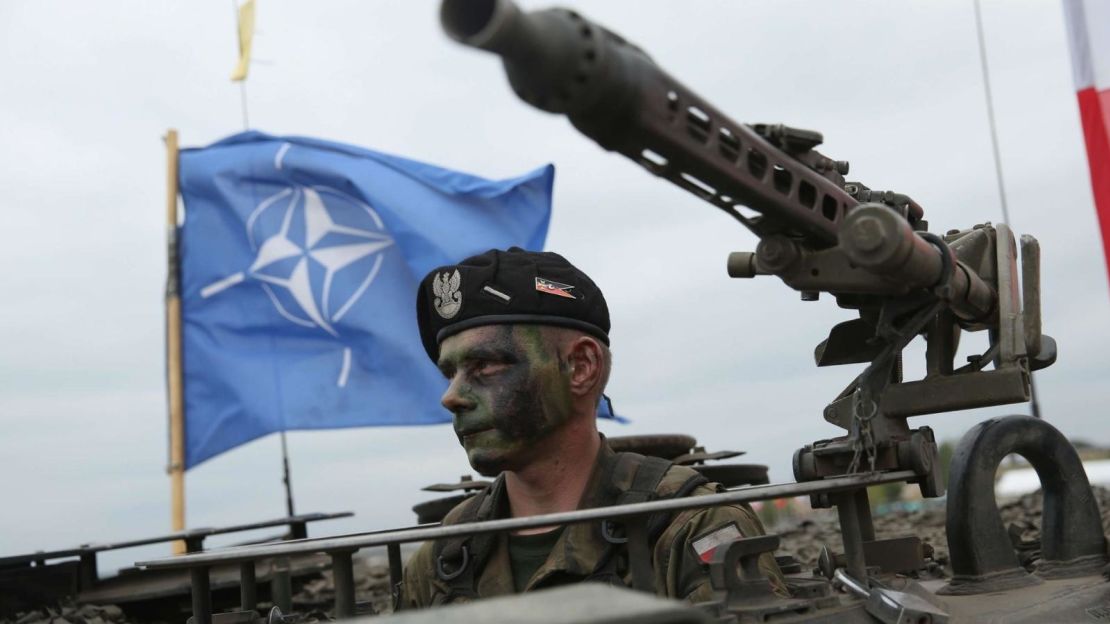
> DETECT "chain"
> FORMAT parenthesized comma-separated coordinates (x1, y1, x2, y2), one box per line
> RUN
(846, 386, 879, 474)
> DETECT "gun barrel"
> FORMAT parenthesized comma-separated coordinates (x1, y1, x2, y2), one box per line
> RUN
(441, 0, 547, 61)
(441, 0, 857, 246)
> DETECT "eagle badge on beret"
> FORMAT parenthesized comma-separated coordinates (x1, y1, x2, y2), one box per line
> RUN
(433, 269, 462, 319)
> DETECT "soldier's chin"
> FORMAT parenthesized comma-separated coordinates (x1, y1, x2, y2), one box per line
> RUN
(466, 448, 518, 477)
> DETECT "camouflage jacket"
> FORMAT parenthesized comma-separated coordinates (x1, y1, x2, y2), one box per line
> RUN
(398, 442, 786, 608)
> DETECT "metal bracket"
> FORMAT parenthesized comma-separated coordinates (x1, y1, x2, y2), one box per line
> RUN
(710, 535, 818, 620)
(833, 569, 950, 624)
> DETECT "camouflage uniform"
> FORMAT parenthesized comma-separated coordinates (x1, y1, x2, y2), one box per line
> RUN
(399, 441, 786, 608)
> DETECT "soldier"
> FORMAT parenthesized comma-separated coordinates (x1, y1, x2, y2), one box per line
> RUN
(399, 247, 785, 608)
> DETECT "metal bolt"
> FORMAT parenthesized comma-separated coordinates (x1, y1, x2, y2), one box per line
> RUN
(836, 160, 850, 175)
(801, 291, 819, 301)
(759, 238, 788, 263)
(756, 237, 799, 272)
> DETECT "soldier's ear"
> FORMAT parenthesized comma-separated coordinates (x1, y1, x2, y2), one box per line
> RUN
(565, 335, 604, 397)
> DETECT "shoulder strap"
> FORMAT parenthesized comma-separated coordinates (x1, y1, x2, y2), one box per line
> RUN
(618, 455, 673, 505)
(431, 477, 505, 603)
(591, 455, 708, 583)
(647, 468, 708, 541)
(606, 455, 708, 541)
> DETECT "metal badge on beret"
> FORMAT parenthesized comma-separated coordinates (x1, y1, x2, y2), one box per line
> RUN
(535, 276, 576, 299)
(433, 269, 462, 319)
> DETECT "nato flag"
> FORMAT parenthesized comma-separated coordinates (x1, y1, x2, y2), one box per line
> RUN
(178, 131, 554, 468)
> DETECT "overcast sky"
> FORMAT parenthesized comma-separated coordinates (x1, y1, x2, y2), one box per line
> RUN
(1, 0, 1107, 575)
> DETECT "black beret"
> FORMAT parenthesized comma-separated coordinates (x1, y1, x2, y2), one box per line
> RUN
(416, 247, 610, 361)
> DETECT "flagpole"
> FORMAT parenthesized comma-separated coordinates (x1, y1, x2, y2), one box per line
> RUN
(972, 0, 1041, 419)
(281, 432, 295, 518)
(231, 0, 251, 128)
(165, 129, 187, 553)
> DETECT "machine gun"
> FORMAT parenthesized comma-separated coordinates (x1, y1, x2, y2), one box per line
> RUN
(439, 0, 1097, 610)
(440, 0, 1054, 395)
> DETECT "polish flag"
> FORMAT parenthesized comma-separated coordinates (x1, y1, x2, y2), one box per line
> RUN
(1063, 0, 1110, 281)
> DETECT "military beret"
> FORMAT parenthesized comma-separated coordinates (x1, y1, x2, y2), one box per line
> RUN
(416, 247, 610, 361)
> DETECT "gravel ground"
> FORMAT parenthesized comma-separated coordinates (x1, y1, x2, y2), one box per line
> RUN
(4, 604, 131, 624)
(288, 553, 394, 618)
(7, 487, 1110, 623)
(775, 486, 1110, 575)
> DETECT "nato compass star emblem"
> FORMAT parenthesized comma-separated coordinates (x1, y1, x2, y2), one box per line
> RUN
(200, 144, 394, 387)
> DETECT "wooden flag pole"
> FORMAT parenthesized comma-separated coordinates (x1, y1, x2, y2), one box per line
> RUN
(164, 129, 187, 554)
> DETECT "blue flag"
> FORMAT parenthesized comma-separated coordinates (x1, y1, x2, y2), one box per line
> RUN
(178, 131, 554, 468)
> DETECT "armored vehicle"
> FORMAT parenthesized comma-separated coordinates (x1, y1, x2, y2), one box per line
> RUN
(134, 2, 1108, 622)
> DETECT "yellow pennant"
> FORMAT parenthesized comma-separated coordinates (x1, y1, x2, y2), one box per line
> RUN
(230, 0, 255, 82)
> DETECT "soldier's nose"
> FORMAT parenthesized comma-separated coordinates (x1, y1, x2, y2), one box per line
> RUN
(441, 377, 475, 414)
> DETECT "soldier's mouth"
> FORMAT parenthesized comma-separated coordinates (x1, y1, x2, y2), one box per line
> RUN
(458, 426, 494, 439)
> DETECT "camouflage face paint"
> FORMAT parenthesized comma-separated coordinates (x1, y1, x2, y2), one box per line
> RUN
(437, 325, 575, 476)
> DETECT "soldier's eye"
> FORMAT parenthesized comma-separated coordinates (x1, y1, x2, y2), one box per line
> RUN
(472, 361, 506, 378)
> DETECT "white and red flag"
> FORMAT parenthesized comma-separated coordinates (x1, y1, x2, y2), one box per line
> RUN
(1063, 0, 1110, 280)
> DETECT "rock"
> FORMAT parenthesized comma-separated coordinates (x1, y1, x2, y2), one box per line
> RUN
(14, 611, 46, 624)
(4, 601, 134, 624)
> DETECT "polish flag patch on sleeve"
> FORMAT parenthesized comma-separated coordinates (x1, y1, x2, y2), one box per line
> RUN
(691, 522, 743, 564)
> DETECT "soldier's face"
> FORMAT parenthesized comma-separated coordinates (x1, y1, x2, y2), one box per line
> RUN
(436, 325, 574, 476)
